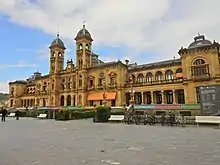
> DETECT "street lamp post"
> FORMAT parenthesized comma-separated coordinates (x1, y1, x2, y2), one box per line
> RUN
(129, 76, 135, 105)
(102, 79, 107, 106)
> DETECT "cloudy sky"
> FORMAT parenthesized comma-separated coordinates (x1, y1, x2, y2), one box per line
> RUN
(0, 0, 220, 93)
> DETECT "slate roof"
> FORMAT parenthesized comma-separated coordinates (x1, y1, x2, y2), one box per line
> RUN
(128, 59, 181, 70)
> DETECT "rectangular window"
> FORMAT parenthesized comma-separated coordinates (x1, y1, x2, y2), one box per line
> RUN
(111, 100, 116, 107)
(110, 77, 116, 84)
(89, 101, 94, 106)
(99, 78, 103, 85)
(79, 80, 82, 87)
(90, 79, 94, 86)
(73, 81, 76, 88)
(196, 87, 200, 103)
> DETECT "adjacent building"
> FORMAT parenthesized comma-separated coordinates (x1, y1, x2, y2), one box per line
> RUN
(8, 25, 220, 112)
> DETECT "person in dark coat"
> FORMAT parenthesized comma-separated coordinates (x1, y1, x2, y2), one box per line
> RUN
(1, 107, 7, 122)
(15, 110, 20, 120)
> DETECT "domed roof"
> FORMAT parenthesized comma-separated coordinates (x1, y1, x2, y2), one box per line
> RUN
(75, 24, 92, 40)
(188, 34, 212, 49)
(50, 33, 66, 49)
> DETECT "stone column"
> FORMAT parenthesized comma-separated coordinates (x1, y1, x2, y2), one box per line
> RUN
(173, 90, 177, 104)
(52, 111, 55, 119)
(151, 91, 154, 104)
(141, 92, 144, 104)
(162, 91, 166, 104)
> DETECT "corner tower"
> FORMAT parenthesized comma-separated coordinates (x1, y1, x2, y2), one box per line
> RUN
(75, 23, 93, 69)
(49, 33, 66, 74)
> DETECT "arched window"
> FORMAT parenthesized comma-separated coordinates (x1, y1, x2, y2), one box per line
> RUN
(79, 43, 83, 50)
(11, 87, 15, 95)
(98, 73, 105, 85)
(58, 52, 62, 57)
(85, 44, 89, 50)
(155, 71, 163, 81)
(73, 95, 76, 106)
(60, 95, 65, 106)
(128, 74, 135, 83)
(43, 82, 47, 91)
(165, 70, 174, 80)
(67, 95, 71, 106)
(61, 79, 66, 90)
(137, 74, 144, 83)
(191, 58, 209, 77)
(78, 59, 83, 69)
(146, 72, 153, 82)
(193, 59, 205, 65)
(79, 74, 83, 87)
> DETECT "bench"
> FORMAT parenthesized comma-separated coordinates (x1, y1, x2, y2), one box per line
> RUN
(109, 115, 124, 122)
(8, 113, 16, 117)
(195, 116, 220, 126)
(37, 114, 47, 119)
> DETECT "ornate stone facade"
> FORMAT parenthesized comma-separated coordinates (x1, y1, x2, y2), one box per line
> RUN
(8, 26, 220, 109)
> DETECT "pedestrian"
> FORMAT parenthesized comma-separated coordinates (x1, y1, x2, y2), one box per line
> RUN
(1, 107, 7, 122)
(15, 110, 20, 120)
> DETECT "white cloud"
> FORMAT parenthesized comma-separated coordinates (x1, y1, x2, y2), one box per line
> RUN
(0, 60, 38, 69)
(0, 81, 9, 93)
(1, 0, 220, 63)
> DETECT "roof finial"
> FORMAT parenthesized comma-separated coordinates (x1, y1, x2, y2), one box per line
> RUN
(83, 21, 86, 35)
(83, 21, 86, 29)
(198, 32, 200, 36)
(57, 28, 60, 38)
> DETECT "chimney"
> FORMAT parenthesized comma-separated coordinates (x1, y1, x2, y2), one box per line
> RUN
(125, 59, 129, 65)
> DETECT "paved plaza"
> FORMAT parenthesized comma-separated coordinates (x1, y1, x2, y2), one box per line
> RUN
(0, 118, 220, 165)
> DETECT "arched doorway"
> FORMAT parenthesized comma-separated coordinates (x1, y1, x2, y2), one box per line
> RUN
(67, 95, 71, 106)
(60, 95, 64, 106)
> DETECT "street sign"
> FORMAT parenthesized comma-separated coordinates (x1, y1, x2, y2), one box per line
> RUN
(199, 84, 220, 115)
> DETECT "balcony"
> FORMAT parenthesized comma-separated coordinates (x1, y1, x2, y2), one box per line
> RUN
(125, 79, 183, 87)
(97, 84, 104, 90)
(40, 91, 48, 95)
(192, 73, 211, 81)
(87, 86, 95, 91)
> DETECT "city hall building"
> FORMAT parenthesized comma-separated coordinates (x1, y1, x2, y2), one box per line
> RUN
(8, 25, 220, 114)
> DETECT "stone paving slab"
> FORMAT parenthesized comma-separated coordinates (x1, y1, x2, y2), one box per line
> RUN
(0, 118, 220, 165)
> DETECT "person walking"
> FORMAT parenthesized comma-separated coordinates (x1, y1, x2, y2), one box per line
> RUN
(1, 107, 7, 122)
(15, 110, 20, 120)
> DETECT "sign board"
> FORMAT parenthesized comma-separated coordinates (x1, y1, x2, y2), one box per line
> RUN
(155, 104, 181, 109)
(181, 104, 201, 109)
(134, 105, 155, 109)
(64, 106, 83, 110)
(199, 84, 220, 115)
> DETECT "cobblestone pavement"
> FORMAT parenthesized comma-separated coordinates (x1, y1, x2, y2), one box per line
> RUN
(0, 118, 220, 165)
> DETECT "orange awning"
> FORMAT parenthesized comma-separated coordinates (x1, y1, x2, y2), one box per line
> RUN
(87, 92, 116, 101)
(176, 73, 183, 78)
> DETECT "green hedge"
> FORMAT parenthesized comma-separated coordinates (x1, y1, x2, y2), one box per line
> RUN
(94, 106, 111, 122)
(71, 110, 95, 119)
